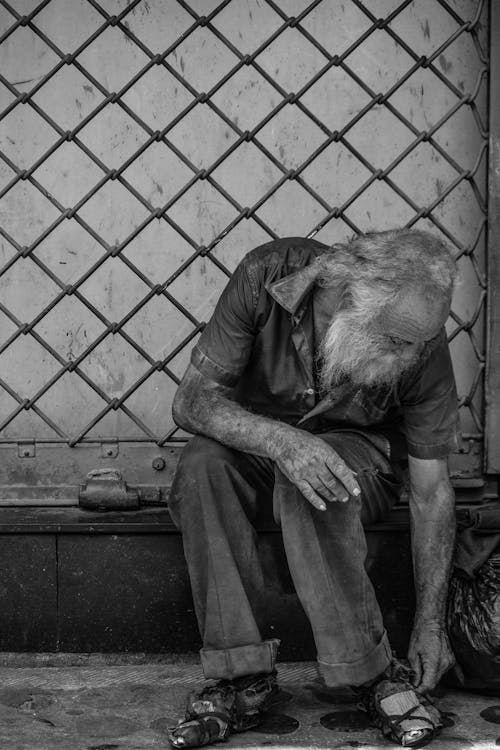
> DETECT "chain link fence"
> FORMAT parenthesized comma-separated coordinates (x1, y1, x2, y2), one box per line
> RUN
(0, 0, 489, 484)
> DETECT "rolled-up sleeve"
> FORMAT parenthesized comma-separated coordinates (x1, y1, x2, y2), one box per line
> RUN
(399, 330, 461, 459)
(191, 260, 257, 387)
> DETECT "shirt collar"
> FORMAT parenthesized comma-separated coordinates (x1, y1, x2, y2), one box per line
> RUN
(265, 264, 318, 316)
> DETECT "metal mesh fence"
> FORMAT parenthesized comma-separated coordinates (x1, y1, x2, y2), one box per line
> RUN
(0, 0, 489, 477)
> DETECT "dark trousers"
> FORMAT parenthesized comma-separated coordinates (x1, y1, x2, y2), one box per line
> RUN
(168, 431, 402, 687)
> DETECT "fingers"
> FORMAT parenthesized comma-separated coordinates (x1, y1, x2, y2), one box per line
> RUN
(277, 437, 361, 506)
(325, 458, 361, 498)
(275, 434, 361, 503)
(408, 631, 455, 694)
(414, 653, 454, 694)
(300, 462, 360, 507)
(318, 474, 349, 503)
(296, 480, 327, 511)
(296, 477, 352, 511)
(417, 663, 438, 694)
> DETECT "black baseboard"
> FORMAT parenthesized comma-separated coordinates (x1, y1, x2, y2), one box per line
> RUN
(0, 507, 415, 656)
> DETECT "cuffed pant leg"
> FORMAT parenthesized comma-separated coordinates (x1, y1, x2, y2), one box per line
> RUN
(168, 435, 278, 680)
(275, 432, 400, 688)
(200, 639, 280, 680)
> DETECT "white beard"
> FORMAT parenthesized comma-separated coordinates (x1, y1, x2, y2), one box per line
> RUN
(318, 307, 423, 391)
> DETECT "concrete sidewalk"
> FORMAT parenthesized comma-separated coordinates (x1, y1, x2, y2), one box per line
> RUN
(0, 660, 498, 749)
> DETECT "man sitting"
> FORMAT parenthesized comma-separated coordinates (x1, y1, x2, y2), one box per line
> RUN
(168, 228, 460, 748)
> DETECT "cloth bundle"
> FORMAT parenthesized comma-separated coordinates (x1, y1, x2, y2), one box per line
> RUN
(448, 502, 500, 690)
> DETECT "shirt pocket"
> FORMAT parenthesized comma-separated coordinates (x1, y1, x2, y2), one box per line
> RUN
(346, 387, 392, 426)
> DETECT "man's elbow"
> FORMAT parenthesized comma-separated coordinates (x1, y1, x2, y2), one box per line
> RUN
(172, 367, 227, 433)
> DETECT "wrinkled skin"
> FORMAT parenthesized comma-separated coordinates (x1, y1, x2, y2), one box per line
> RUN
(409, 619, 455, 693)
(407, 455, 456, 692)
(267, 427, 361, 510)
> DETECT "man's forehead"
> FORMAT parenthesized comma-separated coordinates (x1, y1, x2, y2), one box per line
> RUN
(376, 289, 450, 344)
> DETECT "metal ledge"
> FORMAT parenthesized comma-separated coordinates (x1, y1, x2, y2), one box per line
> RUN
(0, 491, 493, 534)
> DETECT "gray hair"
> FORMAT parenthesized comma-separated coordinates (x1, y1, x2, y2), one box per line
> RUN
(316, 228, 457, 313)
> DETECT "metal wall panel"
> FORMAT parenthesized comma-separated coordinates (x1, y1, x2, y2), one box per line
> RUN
(0, 0, 490, 500)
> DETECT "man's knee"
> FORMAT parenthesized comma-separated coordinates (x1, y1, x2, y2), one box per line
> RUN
(176, 435, 235, 475)
(168, 436, 235, 521)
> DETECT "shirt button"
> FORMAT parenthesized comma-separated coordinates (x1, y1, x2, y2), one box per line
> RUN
(304, 388, 314, 396)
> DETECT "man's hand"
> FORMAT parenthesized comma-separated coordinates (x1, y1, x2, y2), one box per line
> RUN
(408, 618, 455, 693)
(268, 427, 361, 511)
(173, 365, 360, 511)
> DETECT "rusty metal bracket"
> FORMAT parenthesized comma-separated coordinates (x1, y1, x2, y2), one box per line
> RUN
(79, 468, 139, 511)
(79, 467, 164, 510)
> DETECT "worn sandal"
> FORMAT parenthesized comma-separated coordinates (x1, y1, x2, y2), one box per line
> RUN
(358, 662, 443, 748)
(168, 683, 236, 747)
(168, 672, 278, 748)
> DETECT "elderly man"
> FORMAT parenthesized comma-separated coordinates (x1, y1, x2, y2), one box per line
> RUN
(168, 229, 459, 748)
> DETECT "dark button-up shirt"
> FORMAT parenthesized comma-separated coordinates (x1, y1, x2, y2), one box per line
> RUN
(191, 237, 461, 461)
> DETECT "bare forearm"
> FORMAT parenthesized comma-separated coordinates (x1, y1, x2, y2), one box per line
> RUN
(173, 380, 295, 460)
(410, 482, 455, 625)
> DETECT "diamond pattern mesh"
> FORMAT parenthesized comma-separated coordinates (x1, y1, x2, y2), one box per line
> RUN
(0, 0, 489, 477)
